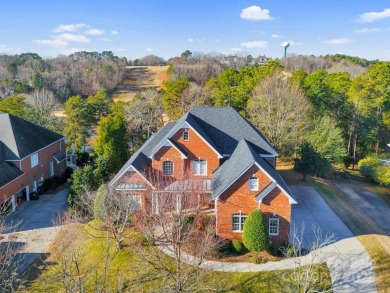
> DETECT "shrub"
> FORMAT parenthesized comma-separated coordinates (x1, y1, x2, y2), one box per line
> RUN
(231, 240, 244, 255)
(43, 178, 58, 191)
(358, 156, 381, 178)
(373, 165, 390, 187)
(342, 156, 354, 169)
(94, 184, 108, 220)
(242, 210, 269, 252)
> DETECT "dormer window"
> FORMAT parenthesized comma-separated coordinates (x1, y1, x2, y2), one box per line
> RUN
(183, 129, 189, 141)
(249, 176, 258, 191)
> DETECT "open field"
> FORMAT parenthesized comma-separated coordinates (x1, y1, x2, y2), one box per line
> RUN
(112, 66, 168, 102)
(278, 161, 390, 292)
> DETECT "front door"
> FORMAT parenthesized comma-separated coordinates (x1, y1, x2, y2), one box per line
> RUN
(32, 180, 37, 193)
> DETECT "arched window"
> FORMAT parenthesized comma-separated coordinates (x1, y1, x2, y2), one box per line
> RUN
(163, 161, 174, 176)
(183, 129, 189, 141)
(232, 214, 247, 232)
(249, 176, 258, 191)
(269, 216, 279, 235)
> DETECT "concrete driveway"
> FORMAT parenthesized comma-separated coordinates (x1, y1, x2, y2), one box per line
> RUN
(334, 182, 390, 235)
(290, 186, 354, 248)
(1, 185, 68, 273)
(290, 186, 376, 292)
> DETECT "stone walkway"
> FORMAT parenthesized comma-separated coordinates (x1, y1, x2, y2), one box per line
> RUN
(158, 186, 377, 293)
(1, 185, 68, 273)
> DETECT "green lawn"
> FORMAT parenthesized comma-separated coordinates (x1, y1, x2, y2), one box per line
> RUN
(18, 221, 331, 292)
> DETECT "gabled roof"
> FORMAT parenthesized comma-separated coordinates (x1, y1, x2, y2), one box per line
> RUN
(188, 107, 278, 156)
(0, 113, 64, 160)
(109, 122, 177, 186)
(212, 139, 296, 204)
(0, 160, 24, 188)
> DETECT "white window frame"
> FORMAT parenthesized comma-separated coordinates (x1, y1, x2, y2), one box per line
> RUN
(162, 161, 174, 176)
(183, 129, 189, 141)
(31, 153, 39, 168)
(193, 160, 207, 176)
(32, 180, 37, 193)
(50, 161, 54, 176)
(249, 177, 258, 191)
(125, 194, 142, 211)
(232, 214, 247, 232)
(269, 216, 279, 236)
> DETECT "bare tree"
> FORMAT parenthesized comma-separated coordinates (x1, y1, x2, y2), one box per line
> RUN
(247, 73, 311, 155)
(0, 200, 23, 292)
(49, 213, 124, 293)
(25, 87, 59, 128)
(72, 186, 135, 251)
(279, 224, 337, 293)
(134, 176, 226, 292)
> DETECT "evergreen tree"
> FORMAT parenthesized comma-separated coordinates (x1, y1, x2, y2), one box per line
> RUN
(242, 210, 269, 252)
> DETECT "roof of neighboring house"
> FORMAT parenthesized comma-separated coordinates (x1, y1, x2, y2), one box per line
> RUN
(0, 113, 64, 160)
(212, 139, 296, 203)
(0, 160, 24, 188)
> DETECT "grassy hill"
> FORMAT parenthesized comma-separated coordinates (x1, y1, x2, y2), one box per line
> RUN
(112, 66, 168, 102)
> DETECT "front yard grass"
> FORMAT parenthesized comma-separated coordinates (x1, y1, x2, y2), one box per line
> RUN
(278, 161, 390, 292)
(18, 220, 331, 292)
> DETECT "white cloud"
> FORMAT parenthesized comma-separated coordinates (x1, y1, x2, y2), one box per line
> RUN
(85, 29, 105, 35)
(111, 30, 119, 35)
(100, 38, 111, 42)
(146, 47, 152, 52)
(230, 48, 243, 52)
(355, 27, 380, 33)
(53, 23, 87, 33)
(286, 40, 303, 46)
(33, 39, 69, 47)
(240, 40, 268, 48)
(272, 34, 283, 38)
(187, 38, 194, 42)
(240, 6, 272, 21)
(56, 33, 90, 43)
(359, 8, 390, 22)
(325, 38, 354, 45)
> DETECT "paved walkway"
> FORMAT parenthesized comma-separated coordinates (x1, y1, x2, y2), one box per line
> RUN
(158, 186, 377, 293)
(334, 182, 390, 235)
(1, 185, 68, 273)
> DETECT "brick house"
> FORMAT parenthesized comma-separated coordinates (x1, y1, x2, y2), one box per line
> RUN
(0, 113, 67, 211)
(110, 107, 297, 245)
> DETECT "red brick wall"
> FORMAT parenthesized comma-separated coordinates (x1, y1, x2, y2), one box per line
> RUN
(260, 187, 291, 245)
(171, 128, 220, 178)
(153, 146, 186, 179)
(216, 164, 291, 246)
(0, 139, 66, 203)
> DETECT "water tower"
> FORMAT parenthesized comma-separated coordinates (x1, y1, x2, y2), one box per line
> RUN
(281, 41, 290, 58)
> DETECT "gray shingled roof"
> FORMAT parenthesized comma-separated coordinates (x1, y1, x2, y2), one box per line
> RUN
(109, 122, 177, 186)
(212, 139, 296, 203)
(189, 107, 277, 156)
(0, 113, 64, 160)
(0, 160, 23, 188)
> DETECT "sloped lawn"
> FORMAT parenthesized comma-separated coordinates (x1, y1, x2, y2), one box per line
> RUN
(18, 220, 331, 292)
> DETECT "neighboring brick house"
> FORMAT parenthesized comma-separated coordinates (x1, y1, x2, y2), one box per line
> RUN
(0, 113, 67, 211)
(110, 107, 297, 245)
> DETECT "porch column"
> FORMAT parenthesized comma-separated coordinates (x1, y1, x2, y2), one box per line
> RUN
(11, 195, 16, 212)
(26, 185, 30, 201)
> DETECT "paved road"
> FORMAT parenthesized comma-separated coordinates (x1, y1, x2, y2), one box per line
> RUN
(158, 186, 377, 293)
(1, 185, 68, 273)
(334, 182, 390, 235)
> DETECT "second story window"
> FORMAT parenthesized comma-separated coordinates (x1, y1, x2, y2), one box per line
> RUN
(249, 176, 258, 191)
(31, 153, 38, 168)
(193, 160, 207, 175)
(183, 129, 189, 141)
(163, 161, 174, 176)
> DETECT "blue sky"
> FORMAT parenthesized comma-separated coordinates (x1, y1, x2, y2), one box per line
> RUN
(0, 1, 389, 60)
